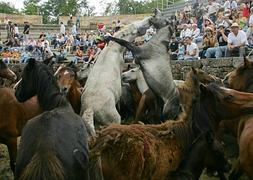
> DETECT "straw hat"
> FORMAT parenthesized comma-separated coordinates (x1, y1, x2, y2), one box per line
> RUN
(231, 23, 239, 28)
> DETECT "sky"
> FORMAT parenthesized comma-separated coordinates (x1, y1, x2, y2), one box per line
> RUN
(3, 0, 116, 15)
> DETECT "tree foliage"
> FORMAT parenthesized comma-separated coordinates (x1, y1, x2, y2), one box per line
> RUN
(22, 0, 40, 15)
(0, 1, 19, 14)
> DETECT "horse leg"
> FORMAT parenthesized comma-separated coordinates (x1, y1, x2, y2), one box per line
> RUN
(229, 158, 244, 180)
(135, 95, 146, 123)
(6, 137, 17, 173)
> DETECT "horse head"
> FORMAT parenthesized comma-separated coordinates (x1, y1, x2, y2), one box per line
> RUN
(56, 67, 76, 95)
(191, 67, 218, 84)
(0, 59, 17, 81)
(122, 67, 140, 83)
(223, 56, 253, 92)
(199, 83, 253, 125)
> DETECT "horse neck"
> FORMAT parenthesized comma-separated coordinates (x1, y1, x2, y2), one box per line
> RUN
(136, 71, 149, 94)
(37, 80, 68, 111)
(149, 27, 170, 44)
(67, 80, 81, 114)
(129, 81, 142, 105)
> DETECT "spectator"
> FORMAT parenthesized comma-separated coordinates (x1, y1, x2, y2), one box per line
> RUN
(72, 24, 77, 36)
(14, 24, 19, 38)
(73, 46, 84, 64)
(169, 36, 179, 60)
(180, 24, 192, 39)
(178, 40, 185, 60)
(201, 27, 216, 58)
(23, 22, 30, 41)
(184, 36, 199, 60)
(191, 24, 201, 43)
(55, 46, 67, 63)
(249, 7, 253, 25)
(205, 24, 229, 58)
(20, 49, 30, 63)
(76, 14, 81, 28)
(206, 0, 221, 22)
(247, 23, 253, 47)
(67, 16, 73, 31)
(60, 22, 65, 35)
(227, 23, 248, 57)
(231, 0, 238, 10)
(83, 46, 95, 63)
(223, 0, 231, 11)
(184, 3, 192, 14)
(241, 3, 250, 18)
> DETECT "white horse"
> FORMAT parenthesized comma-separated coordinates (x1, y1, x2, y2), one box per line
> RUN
(80, 17, 153, 128)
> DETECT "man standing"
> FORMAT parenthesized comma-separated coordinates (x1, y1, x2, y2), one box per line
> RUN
(227, 23, 248, 57)
(23, 22, 30, 41)
(206, 0, 221, 22)
(60, 22, 65, 35)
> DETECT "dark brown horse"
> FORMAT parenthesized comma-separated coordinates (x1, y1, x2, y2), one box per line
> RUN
(170, 132, 230, 180)
(0, 89, 41, 173)
(90, 83, 253, 180)
(14, 59, 91, 180)
(223, 57, 253, 179)
(0, 59, 17, 85)
(55, 65, 82, 114)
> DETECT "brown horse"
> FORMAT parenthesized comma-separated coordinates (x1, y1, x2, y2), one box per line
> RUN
(0, 59, 17, 85)
(90, 83, 253, 180)
(0, 88, 41, 172)
(55, 65, 82, 114)
(223, 57, 253, 179)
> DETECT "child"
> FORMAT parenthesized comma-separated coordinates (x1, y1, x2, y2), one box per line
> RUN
(177, 41, 185, 60)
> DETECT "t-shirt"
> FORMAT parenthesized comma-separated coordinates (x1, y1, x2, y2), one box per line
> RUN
(228, 30, 248, 46)
(186, 42, 199, 58)
(169, 41, 179, 52)
(217, 30, 229, 46)
(23, 24, 30, 34)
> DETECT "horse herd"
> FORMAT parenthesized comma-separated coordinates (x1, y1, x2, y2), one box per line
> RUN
(0, 11, 253, 180)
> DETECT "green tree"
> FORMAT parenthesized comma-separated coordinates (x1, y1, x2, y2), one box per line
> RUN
(22, 0, 40, 15)
(0, 1, 19, 14)
(40, 0, 90, 24)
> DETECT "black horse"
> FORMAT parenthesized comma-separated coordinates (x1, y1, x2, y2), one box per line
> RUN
(15, 58, 90, 180)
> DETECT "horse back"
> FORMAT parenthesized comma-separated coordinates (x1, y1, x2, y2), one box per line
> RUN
(15, 107, 89, 180)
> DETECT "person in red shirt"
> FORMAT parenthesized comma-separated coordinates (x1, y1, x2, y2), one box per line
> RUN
(242, 3, 250, 18)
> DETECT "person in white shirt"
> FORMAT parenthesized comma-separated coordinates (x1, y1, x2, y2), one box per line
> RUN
(72, 24, 77, 36)
(206, 0, 221, 22)
(180, 24, 192, 39)
(223, 0, 231, 10)
(14, 24, 19, 38)
(184, 36, 199, 60)
(60, 22, 65, 35)
(227, 23, 248, 57)
(191, 24, 201, 43)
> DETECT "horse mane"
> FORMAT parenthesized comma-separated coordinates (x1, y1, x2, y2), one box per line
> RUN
(25, 61, 69, 110)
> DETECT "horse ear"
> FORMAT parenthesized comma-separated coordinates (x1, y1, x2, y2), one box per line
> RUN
(244, 55, 250, 68)
(200, 83, 207, 93)
(191, 67, 197, 74)
(27, 58, 36, 67)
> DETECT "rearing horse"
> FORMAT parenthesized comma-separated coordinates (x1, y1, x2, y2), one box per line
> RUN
(15, 59, 91, 180)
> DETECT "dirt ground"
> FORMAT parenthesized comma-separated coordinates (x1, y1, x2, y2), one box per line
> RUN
(0, 136, 249, 180)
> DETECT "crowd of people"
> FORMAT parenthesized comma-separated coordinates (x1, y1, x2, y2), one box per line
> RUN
(2, 0, 252, 63)
(168, 0, 253, 60)
(0, 15, 123, 64)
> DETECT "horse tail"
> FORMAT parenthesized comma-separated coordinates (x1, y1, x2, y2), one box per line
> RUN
(88, 154, 104, 180)
(19, 151, 64, 180)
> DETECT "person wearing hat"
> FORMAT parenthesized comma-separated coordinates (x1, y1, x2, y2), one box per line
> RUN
(205, 24, 230, 58)
(201, 27, 216, 58)
(184, 36, 199, 60)
(227, 22, 248, 57)
(180, 24, 192, 39)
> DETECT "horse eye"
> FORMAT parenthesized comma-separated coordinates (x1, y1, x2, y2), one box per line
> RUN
(224, 95, 234, 102)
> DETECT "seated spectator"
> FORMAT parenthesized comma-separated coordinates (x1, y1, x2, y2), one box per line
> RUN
(249, 7, 253, 25)
(227, 23, 248, 57)
(191, 24, 201, 43)
(55, 46, 68, 63)
(247, 23, 253, 47)
(203, 18, 215, 32)
(178, 40, 185, 60)
(206, 0, 221, 22)
(241, 3, 250, 18)
(20, 49, 30, 63)
(73, 46, 84, 64)
(201, 27, 216, 58)
(184, 36, 199, 60)
(169, 36, 179, 60)
(180, 24, 192, 39)
(12, 49, 20, 63)
(43, 42, 54, 63)
(205, 24, 229, 58)
(1, 48, 12, 64)
(215, 11, 232, 28)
